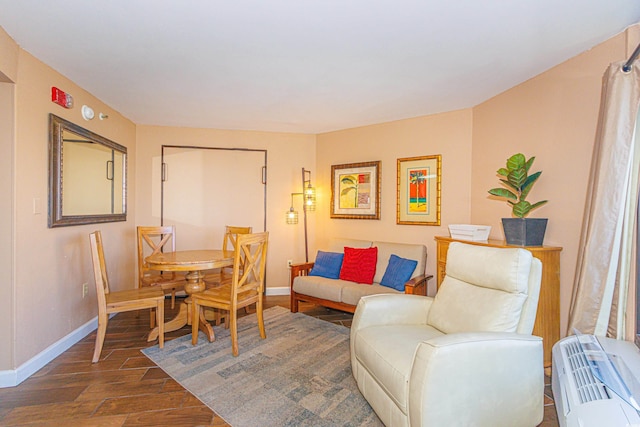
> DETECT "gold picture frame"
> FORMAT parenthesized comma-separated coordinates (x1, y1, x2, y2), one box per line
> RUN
(397, 155, 441, 225)
(331, 161, 381, 220)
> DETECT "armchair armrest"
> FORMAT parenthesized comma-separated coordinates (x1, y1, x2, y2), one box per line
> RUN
(350, 294, 434, 379)
(409, 332, 543, 426)
(404, 273, 433, 296)
(352, 294, 433, 333)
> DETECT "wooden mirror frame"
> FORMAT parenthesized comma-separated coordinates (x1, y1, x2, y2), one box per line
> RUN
(48, 114, 127, 227)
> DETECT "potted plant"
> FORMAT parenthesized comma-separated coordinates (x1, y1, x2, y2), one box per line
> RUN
(488, 153, 548, 246)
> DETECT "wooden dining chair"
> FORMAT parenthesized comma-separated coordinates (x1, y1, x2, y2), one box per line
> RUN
(204, 225, 253, 285)
(203, 225, 253, 326)
(90, 231, 165, 363)
(191, 232, 269, 356)
(137, 225, 186, 326)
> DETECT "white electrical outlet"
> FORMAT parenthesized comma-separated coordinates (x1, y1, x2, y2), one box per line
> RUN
(287, 259, 293, 268)
(82, 283, 88, 298)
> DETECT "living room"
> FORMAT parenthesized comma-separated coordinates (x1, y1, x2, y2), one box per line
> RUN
(1, 3, 640, 424)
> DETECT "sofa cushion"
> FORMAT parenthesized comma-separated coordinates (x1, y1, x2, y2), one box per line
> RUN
(341, 283, 400, 306)
(326, 238, 372, 253)
(340, 246, 378, 284)
(353, 324, 444, 412)
(380, 255, 418, 291)
(427, 243, 532, 334)
(292, 276, 348, 301)
(309, 251, 344, 279)
(372, 241, 426, 284)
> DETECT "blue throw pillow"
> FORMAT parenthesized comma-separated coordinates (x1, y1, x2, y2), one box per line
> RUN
(380, 254, 418, 291)
(309, 251, 344, 279)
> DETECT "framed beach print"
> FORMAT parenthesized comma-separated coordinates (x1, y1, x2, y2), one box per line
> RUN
(331, 161, 381, 220)
(397, 155, 441, 225)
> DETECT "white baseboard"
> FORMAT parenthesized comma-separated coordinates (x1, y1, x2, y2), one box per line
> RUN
(0, 289, 290, 388)
(0, 315, 100, 388)
(266, 287, 290, 296)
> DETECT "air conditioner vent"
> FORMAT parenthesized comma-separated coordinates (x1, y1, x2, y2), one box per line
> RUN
(563, 340, 610, 404)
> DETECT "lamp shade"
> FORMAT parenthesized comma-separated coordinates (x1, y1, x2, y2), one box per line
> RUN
(286, 207, 299, 224)
(304, 185, 316, 211)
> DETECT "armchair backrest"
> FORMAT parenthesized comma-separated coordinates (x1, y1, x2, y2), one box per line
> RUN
(427, 242, 542, 335)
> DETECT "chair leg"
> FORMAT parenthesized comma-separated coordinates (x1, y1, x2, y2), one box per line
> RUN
(257, 298, 266, 339)
(213, 308, 222, 326)
(230, 307, 239, 356)
(157, 302, 164, 349)
(92, 314, 108, 363)
(149, 308, 156, 328)
(171, 290, 176, 309)
(191, 301, 200, 345)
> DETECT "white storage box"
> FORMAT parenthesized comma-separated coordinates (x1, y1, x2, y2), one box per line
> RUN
(448, 224, 491, 241)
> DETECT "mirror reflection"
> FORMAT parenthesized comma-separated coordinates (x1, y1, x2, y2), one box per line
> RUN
(49, 114, 127, 227)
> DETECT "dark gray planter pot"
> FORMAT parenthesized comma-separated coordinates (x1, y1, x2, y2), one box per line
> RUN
(502, 218, 548, 246)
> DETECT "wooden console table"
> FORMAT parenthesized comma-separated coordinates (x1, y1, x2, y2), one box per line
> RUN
(435, 236, 562, 369)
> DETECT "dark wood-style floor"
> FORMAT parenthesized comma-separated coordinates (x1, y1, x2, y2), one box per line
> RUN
(0, 296, 558, 426)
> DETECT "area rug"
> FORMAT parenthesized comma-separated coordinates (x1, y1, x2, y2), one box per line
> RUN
(142, 306, 383, 427)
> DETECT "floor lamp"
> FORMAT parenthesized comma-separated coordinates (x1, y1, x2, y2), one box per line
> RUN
(286, 168, 315, 262)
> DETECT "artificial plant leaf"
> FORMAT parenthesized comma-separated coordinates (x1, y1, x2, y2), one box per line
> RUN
(507, 167, 526, 189)
(497, 168, 509, 176)
(529, 200, 548, 211)
(500, 178, 519, 192)
(512, 200, 531, 218)
(507, 153, 526, 171)
(520, 171, 542, 200)
(525, 156, 536, 173)
(488, 188, 517, 200)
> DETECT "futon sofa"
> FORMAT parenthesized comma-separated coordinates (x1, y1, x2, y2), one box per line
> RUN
(290, 238, 432, 313)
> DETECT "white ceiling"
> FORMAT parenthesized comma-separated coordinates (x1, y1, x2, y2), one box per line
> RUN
(1, 1, 640, 134)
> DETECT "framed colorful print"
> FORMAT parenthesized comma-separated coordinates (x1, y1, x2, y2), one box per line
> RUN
(397, 155, 441, 225)
(331, 161, 381, 220)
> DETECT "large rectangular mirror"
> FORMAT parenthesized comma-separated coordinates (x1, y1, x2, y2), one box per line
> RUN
(48, 114, 127, 227)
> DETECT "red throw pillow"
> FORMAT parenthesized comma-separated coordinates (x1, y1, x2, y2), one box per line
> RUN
(339, 246, 378, 284)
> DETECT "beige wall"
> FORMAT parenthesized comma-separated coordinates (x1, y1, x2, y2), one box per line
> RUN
(0, 27, 18, 83)
(0, 81, 15, 370)
(316, 109, 474, 294)
(135, 126, 316, 290)
(2, 20, 639, 374)
(8, 44, 136, 366)
(471, 31, 631, 336)
(315, 27, 639, 335)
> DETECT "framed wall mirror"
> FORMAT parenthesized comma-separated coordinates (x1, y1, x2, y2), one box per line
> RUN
(48, 114, 127, 227)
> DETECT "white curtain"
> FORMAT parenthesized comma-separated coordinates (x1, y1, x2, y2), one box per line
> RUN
(568, 61, 640, 339)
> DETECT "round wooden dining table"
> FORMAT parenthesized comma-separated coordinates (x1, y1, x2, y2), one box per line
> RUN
(145, 249, 234, 342)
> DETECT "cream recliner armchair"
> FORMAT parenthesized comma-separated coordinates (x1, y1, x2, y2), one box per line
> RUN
(350, 242, 544, 427)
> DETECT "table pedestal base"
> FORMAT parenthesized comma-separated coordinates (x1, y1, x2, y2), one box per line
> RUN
(147, 297, 215, 342)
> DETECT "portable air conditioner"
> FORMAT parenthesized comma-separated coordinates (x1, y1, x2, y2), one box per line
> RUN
(552, 335, 640, 427)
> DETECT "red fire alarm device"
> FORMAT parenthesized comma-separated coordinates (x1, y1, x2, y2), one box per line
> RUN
(51, 87, 73, 108)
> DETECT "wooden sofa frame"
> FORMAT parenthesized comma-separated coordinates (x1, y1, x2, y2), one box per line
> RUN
(290, 261, 433, 313)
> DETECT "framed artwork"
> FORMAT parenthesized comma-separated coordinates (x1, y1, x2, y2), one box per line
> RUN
(331, 161, 381, 220)
(397, 155, 441, 225)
